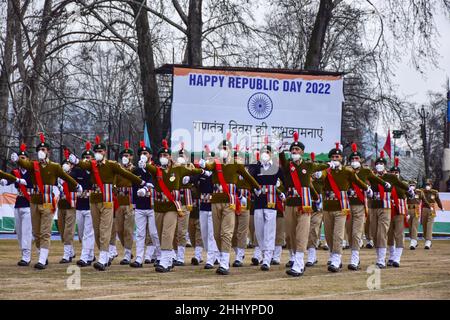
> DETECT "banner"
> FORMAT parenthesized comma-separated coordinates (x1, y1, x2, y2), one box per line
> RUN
(171, 67, 344, 159)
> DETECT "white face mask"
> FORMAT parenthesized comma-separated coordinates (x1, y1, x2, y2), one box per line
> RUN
(291, 154, 301, 162)
(332, 160, 341, 168)
(425, 185, 431, 190)
(62, 163, 71, 172)
(37, 150, 46, 160)
(351, 161, 361, 169)
(261, 152, 271, 163)
(94, 152, 103, 161)
(122, 156, 129, 165)
(177, 156, 186, 165)
(375, 164, 385, 172)
(140, 155, 148, 163)
(314, 171, 322, 179)
(410, 186, 416, 191)
(219, 149, 229, 159)
(160, 157, 169, 166)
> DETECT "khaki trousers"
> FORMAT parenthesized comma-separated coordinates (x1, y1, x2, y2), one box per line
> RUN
(249, 214, 258, 246)
(364, 210, 372, 241)
(388, 215, 405, 248)
(232, 209, 249, 249)
(369, 208, 391, 248)
(115, 205, 135, 250)
(31, 203, 54, 249)
(110, 215, 117, 246)
(346, 205, 365, 250)
(323, 210, 346, 255)
(91, 202, 114, 252)
(275, 216, 285, 246)
(155, 211, 178, 250)
(421, 208, 435, 241)
(174, 211, 190, 248)
(188, 218, 203, 247)
(408, 209, 420, 240)
(307, 211, 323, 249)
(212, 203, 236, 253)
(284, 205, 310, 253)
(57, 208, 76, 245)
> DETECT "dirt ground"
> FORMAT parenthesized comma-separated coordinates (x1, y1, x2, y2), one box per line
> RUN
(1, 239, 449, 300)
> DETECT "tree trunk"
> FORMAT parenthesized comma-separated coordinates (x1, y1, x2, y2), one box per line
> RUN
(130, 0, 162, 155)
(186, 0, 203, 66)
(0, 0, 15, 169)
(304, 0, 334, 71)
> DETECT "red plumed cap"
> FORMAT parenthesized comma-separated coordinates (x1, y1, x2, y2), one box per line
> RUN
(140, 140, 145, 148)
(255, 150, 260, 161)
(293, 131, 299, 142)
(124, 140, 129, 149)
(351, 143, 357, 152)
(310, 152, 315, 162)
(204, 144, 210, 154)
(395, 157, 399, 167)
(226, 132, 231, 141)
(95, 135, 101, 144)
(39, 132, 45, 143)
(162, 139, 169, 149)
(335, 142, 340, 150)
(380, 150, 385, 158)
(64, 148, 70, 160)
(85, 141, 91, 151)
(264, 135, 269, 145)
(20, 143, 27, 152)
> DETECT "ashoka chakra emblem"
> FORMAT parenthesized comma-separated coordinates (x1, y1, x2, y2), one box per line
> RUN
(247, 92, 273, 120)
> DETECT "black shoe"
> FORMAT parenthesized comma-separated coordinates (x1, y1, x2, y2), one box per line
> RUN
(216, 267, 229, 275)
(154, 260, 161, 267)
(155, 265, 170, 273)
(204, 263, 214, 269)
(286, 269, 303, 277)
(260, 264, 270, 271)
(343, 245, 350, 250)
(45, 259, 48, 266)
(392, 261, 400, 268)
(59, 258, 71, 264)
(322, 245, 329, 251)
(251, 257, 260, 266)
(191, 257, 200, 265)
(410, 246, 416, 250)
(173, 260, 184, 266)
(107, 258, 112, 267)
(425, 245, 431, 250)
(120, 259, 131, 265)
(186, 243, 192, 248)
(365, 243, 373, 249)
(17, 260, 30, 267)
(376, 263, 386, 269)
(247, 244, 255, 249)
(94, 262, 106, 271)
(348, 263, 360, 271)
(285, 261, 294, 268)
(76, 259, 90, 267)
(328, 264, 340, 273)
(214, 259, 219, 265)
(305, 260, 318, 267)
(91, 256, 96, 262)
(387, 260, 394, 267)
(270, 259, 280, 265)
(130, 261, 143, 268)
(232, 260, 243, 267)
(327, 261, 331, 266)
(144, 259, 152, 264)
(34, 262, 46, 270)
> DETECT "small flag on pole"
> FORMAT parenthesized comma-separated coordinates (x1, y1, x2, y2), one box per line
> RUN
(383, 129, 392, 159)
(144, 122, 152, 152)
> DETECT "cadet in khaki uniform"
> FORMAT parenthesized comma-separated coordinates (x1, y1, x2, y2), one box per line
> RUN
(57, 149, 78, 263)
(422, 179, 444, 249)
(11, 133, 81, 270)
(114, 141, 136, 265)
(320, 143, 370, 273)
(406, 180, 429, 249)
(386, 158, 411, 267)
(346, 144, 387, 270)
(278, 132, 331, 277)
(141, 140, 203, 272)
(200, 133, 261, 275)
(68, 136, 146, 271)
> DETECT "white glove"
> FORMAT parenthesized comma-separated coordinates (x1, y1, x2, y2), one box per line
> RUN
(182, 176, 190, 185)
(279, 192, 286, 201)
(76, 184, 83, 193)
(240, 196, 247, 207)
(275, 139, 284, 151)
(276, 180, 281, 188)
(366, 186, 373, 198)
(57, 178, 64, 186)
(137, 188, 147, 197)
(328, 161, 336, 169)
(69, 154, 79, 165)
(10, 153, 19, 163)
(145, 182, 154, 189)
(198, 159, 206, 169)
(348, 189, 356, 197)
(315, 199, 323, 211)
(203, 170, 212, 177)
(384, 182, 391, 190)
(0, 179, 7, 186)
(406, 215, 410, 221)
(138, 160, 146, 169)
(17, 178, 27, 186)
(254, 188, 262, 196)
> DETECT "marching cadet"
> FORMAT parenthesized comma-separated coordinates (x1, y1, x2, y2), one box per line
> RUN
(140, 139, 203, 272)
(74, 141, 96, 267)
(272, 178, 286, 265)
(57, 149, 78, 263)
(368, 151, 411, 268)
(188, 183, 203, 265)
(406, 180, 429, 250)
(131, 141, 159, 268)
(1, 145, 30, 266)
(387, 158, 411, 267)
(278, 132, 331, 277)
(232, 146, 251, 268)
(320, 143, 371, 273)
(68, 136, 146, 271)
(11, 133, 82, 269)
(306, 153, 324, 267)
(199, 133, 261, 275)
(113, 141, 136, 265)
(248, 138, 285, 271)
(422, 179, 444, 249)
(174, 143, 194, 266)
(249, 150, 262, 266)
(346, 143, 388, 270)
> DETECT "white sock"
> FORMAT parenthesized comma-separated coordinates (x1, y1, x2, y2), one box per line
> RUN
(177, 246, 186, 263)
(388, 246, 396, 260)
(350, 250, 359, 266)
(292, 252, 304, 273)
(22, 249, 31, 262)
(395, 247, 403, 263)
(220, 252, 230, 270)
(38, 248, 49, 265)
(307, 248, 316, 263)
(194, 246, 203, 260)
(124, 248, 132, 261)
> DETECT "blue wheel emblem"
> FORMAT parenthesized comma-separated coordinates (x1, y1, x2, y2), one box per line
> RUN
(247, 92, 273, 120)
